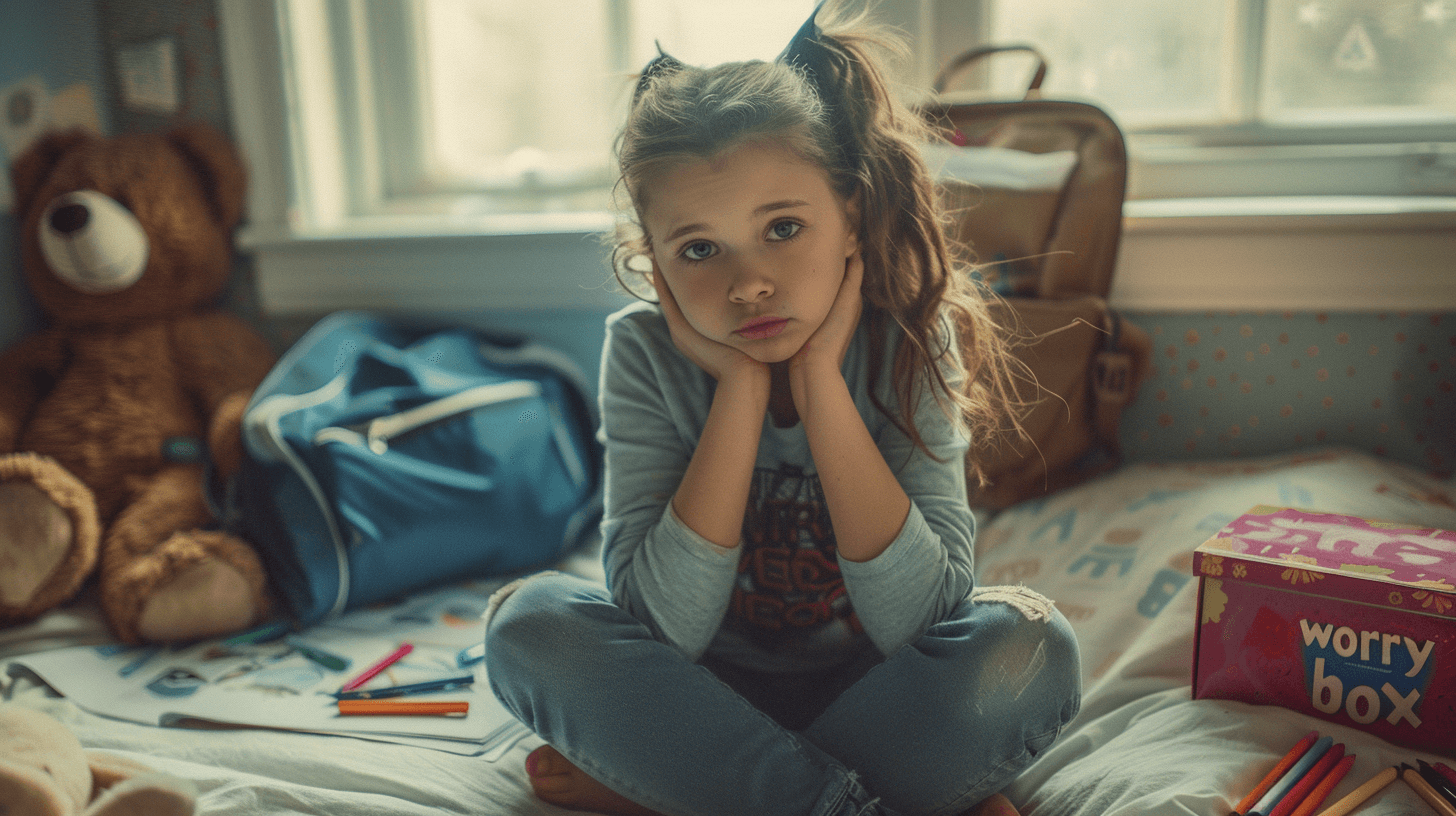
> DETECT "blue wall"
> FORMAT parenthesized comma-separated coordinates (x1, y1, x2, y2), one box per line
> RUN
(0, 0, 110, 349)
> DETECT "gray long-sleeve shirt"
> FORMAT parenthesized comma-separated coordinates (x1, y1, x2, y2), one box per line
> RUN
(597, 301, 976, 673)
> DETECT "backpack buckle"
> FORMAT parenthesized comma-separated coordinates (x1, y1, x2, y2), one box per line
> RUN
(1093, 350, 1133, 406)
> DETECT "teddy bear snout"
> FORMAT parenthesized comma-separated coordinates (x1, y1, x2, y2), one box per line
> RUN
(38, 190, 150, 295)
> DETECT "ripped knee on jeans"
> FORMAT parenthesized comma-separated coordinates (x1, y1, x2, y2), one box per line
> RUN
(970, 584, 1055, 622)
(482, 569, 565, 632)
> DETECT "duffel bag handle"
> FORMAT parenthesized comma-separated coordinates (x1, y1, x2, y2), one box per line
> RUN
(932, 44, 1048, 100)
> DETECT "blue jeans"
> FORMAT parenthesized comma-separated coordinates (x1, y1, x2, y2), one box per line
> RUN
(485, 573, 1080, 816)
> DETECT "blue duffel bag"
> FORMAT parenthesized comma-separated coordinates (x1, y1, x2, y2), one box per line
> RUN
(223, 311, 602, 626)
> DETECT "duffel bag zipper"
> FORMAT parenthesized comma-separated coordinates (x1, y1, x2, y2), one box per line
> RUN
(314, 380, 542, 454)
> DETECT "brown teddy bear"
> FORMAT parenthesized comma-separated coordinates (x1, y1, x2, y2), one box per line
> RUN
(0, 124, 277, 644)
(0, 703, 195, 816)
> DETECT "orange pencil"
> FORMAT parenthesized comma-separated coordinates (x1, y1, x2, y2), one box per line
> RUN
(1402, 766, 1456, 816)
(1270, 744, 1346, 816)
(337, 699, 469, 716)
(1233, 732, 1320, 816)
(1313, 766, 1397, 816)
(1289, 754, 1355, 816)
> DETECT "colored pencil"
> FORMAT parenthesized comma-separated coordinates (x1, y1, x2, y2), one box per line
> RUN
(1418, 761, 1456, 808)
(1251, 737, 1333, 816)
(1270, 744, 1346, 816)
(1289, 755, 1355, 816)
(336, 699, 469, 716)
(285, 635, 352, 672)
(1404, 765, 1456, 816)
(1313, 766, 1397, 816)
(1233, 732, 1320, 816)
(222, 620, 290, 646)
(1436, 763, 1456, 790)
(457, 642, 485, 668)
(338, 643, 413, 692)
(332, 672, 475, 700)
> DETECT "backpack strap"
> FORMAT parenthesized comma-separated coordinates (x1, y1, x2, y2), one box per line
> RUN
(1091, 306, 1152, 449)
(932, 44, 1048, 99)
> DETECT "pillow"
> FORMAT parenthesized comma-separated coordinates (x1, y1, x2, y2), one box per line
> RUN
(974, 446, 1456, 691)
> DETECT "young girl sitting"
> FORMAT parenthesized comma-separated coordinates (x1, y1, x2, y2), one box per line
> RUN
(485, 5, 1081, 815)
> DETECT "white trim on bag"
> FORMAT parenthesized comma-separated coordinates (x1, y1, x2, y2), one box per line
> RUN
(246, 373, 356, 619)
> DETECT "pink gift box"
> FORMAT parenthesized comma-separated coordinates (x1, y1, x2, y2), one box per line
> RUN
(1192, 505, 1456, 757)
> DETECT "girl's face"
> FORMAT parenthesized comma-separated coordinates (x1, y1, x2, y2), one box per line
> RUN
(643, 140, 859, 365)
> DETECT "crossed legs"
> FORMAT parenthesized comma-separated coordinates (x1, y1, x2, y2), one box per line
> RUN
(485, 573, 1080, 816)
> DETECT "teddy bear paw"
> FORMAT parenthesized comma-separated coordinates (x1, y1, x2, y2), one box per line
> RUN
(0, 453, 100, 622)
(0, 761, 72, 816)
(87, 774, 196, 816)
(103, 529, 270, 644)
(0, 481, 75, 610)
(135, 554, 261, 644)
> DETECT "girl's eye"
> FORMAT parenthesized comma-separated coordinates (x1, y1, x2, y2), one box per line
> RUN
(682, 241, 717, 261)
(768, 221, 801, 241)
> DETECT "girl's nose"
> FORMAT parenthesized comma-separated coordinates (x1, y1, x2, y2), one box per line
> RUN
(727, 261, 773, 303)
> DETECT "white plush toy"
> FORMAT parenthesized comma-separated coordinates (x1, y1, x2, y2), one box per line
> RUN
(0, 705, 195, 816)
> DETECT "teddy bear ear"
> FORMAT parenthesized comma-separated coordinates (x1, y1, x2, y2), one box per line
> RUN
(9, 128, 93, 216)
(167, 122, 248, 229)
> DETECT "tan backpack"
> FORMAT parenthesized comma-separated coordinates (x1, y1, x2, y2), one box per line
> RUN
(922, 45, 1154, 509)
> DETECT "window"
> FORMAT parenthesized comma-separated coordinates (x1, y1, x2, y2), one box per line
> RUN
(418, 0, 819, 206)
(217, 0, 1456, 315)
(979, 0, 1456, 130)
(246, 0, 819, 232)
(948, 0, 1456, 200)
(230, 0, 1454, 232)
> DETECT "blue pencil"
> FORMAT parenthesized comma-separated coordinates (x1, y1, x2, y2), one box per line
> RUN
(1249, 736, 1334, 816)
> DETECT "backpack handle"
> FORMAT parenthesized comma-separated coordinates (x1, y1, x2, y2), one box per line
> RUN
(932, 44, 1048, 100)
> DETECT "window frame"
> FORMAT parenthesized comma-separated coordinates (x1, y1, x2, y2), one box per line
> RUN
(217, 0, 1456, 316)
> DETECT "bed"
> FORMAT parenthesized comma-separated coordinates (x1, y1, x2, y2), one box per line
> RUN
(3, 443, 1453, 816)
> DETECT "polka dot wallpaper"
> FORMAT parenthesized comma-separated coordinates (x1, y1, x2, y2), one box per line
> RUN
(1119, 311, 1455, 477)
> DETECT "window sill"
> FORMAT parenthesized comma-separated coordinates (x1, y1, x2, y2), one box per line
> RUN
(1112, 196, 1456, 312)
(239, 213, 632, 316)
(1124, 195, 1456, 232)
(238, 196, 1456, 316)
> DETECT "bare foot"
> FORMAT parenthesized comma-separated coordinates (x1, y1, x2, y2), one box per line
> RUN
(525, 745, 664, 816)
(960, 793, 1021, 816)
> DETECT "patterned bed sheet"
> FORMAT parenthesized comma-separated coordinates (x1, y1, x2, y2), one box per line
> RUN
(2, 446, 1452, 815)
(978, 447, 1456, 816)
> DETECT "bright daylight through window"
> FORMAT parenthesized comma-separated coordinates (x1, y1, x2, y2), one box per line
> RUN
(985, 0, 1455, 129)
(254, 0, 1456, 229)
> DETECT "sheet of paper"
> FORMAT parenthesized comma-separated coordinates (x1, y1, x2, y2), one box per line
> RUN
(7, 582, 526, 756)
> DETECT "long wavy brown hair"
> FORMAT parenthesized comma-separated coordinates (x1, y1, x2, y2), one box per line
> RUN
(610, 3, 1023, 486)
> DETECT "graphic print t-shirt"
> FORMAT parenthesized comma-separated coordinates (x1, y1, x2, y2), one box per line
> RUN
(725, 463, 864, 660)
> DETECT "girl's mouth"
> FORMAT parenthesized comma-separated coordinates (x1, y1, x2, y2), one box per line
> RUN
(735, 317, 789, 340)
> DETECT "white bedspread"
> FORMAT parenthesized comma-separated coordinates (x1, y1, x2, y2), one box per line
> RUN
(3, 447, 1452, 815)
